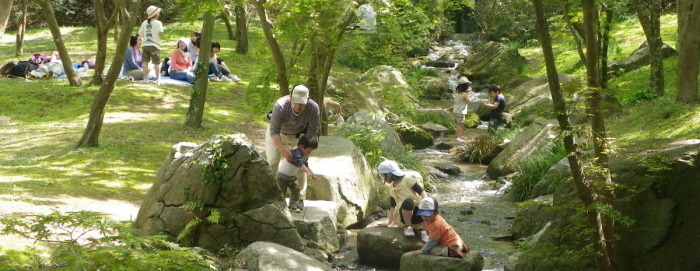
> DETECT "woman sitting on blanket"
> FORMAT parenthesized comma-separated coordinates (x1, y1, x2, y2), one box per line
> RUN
(168, 38, 195, 84)
(207, 42, 241, 82)
(122, 34, 144, 81)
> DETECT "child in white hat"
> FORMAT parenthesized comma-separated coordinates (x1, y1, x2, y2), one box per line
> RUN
(138, 5, 164, 84)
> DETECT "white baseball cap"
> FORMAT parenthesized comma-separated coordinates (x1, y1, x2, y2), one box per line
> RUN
(291, 85, 309, 105)
(377, 160, 406, 177)
(416, 197, 439, 217)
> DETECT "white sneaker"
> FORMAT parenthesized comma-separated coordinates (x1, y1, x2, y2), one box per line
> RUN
(456, 138, 465, 142)
(229, 75, 241, 82)
(221, 75, 232, 82)
(210, 76, 222, 82)
(419, 229, 429, 243)
(403, 226, 415, 237)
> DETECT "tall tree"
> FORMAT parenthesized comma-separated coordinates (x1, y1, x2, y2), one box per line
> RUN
(92, 0, 121, 86)
(581, 0, 616, 269)
(36, 0, 82, 86)
(599, 3, 614, 89)
(234, 2, 248, 54)
(252, 0, 290, 95)
(0, 0, 13, 38)
(184, 11, 215, 129)
(633, 0, 665, 96)
(15, 0, 28, 56)
(76, 0, 140, 147)
(676, 0, 700, 103)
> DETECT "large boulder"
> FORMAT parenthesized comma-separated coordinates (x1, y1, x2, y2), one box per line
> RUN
(419, 122, 449, 138)
(359, 65, 409, 86)
(506, 73, 580, 123)
(344, 110, 403, 152)
(608, 41, 677, 77)
(459, 41, 527, 84)
(394, 122, 434, 149)
(234, 242, 333, 271)
(290, 200, 340, 253)
(510, 195, 553, 240)
(133, 134, 301, 251)
(418, 76, 451, 100)
(400, 251, 484, 271)
(358, 227, 425, 268)
(487, 119, 558, 179)
(306, 136, 389, 227)
(513, 139, 700, 271)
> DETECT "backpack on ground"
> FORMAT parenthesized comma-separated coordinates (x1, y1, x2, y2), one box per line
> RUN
(10, 61, 38, 77)
(0, 61, 16, 77)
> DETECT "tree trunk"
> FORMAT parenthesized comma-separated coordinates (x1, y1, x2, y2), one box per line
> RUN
(222, 9, 235, 40)
(634, 0, 665, 96)
(600, 5, 614, 89)
(93, 0, 108, 86)
(37, 0, 82, 86)
(252, 0, 289, 95)
(113, 12, 120, 42)
(76, 0, 140, 147)
(184, 11, 215, 129)
(676, 0, 700, 103)
(0, 0, 13, 38)
(563, 2, 587, 64)
(235, 3, 248, 54)
(581, 0, 616, 269)
(15, 0, 28, 56)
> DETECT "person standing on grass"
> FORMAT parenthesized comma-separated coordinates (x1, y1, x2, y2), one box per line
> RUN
(453, 80, 472, 142)
(122, 34, 144, 81)
(376, 159, 429, 241)
(481, 85, 506, 133)
(138, 5, 164, 84)
(265, 85, 320, 212)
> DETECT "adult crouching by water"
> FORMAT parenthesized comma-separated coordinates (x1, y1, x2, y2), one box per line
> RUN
(265, 85, 320, 212)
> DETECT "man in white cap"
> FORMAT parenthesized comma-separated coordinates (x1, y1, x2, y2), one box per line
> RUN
(138, 5, 164, 84)
(265, 85, 320, 211)
(376, 159, 428, 238)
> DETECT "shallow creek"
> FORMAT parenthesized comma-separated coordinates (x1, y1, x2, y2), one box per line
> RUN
(333, 148, 518, 271)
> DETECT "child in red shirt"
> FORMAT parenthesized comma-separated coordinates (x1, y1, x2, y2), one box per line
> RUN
(410, 197, 470, 258)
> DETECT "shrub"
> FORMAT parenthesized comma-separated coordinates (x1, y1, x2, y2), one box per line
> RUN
(339, 123, 387, 167)
(1, 211, 217, 270)
(506, 144, 568, 202)
(453, 134, 498, 164)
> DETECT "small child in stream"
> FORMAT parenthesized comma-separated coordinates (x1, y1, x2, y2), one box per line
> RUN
(410, 197, 471, 258)
(453, 79, 472, 142)
(276, 134, 319, 213)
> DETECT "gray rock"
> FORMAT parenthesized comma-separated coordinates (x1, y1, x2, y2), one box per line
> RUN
(608, 41, 677, 77)
(419, 76, 450, 100)
(506, 73, 579, 123)
(358, 227, 425, 268)
(487, 119, 558, 179)
(432, 163, 462, 176)
(419, 122, 449, 137)
(481, 142, 507, 165)
(307, 136, 390, 227)
(290, 200, 340, 253)
(394, 122, 434, 149)
(234, 242, 333, 271)
(134, 134, 294, 251)
(359, 65, 409, 86)
(399, 251, 484, 271)
(511, 195, 553, 240)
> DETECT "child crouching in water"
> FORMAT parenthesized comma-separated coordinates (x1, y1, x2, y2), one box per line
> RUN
(276, 134, 319, 213)
(410, 197, 470, 258)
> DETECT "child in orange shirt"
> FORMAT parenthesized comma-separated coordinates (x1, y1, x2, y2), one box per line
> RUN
(410, 197, 470, 258)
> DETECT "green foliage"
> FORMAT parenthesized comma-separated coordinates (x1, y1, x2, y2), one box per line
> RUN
(338, 0, 442, 69)
(245, 65, 282, 113)
(506, 143, 568, 202)
(339, 124, 387, 166)
(1, 211, 216, 270)
(392, 122, 434, 149)
(454, 134, 498, 164)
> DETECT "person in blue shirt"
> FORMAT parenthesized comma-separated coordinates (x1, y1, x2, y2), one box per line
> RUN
(276, 134, 320, 212)
(122, 34, 144, 80)
(481, 85, 506, 133)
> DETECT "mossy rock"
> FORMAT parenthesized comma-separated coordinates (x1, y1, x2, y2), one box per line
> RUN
(393, 122, 434, 149)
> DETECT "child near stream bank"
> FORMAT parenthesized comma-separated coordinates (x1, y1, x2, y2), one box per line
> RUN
(453, 78, 472, 142)
(410, 197, 470, 258)
(276, 134, 320, 213)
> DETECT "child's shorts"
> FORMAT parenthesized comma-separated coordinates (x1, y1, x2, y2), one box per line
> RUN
(453, 112, 466, 124)
(142, 46, 161, 65)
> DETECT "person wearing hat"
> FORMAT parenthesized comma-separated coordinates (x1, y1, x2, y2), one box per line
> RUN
(410, 197, 470, 258)
(453, 78, 472, 142)
(265, 85, 320, 212)
(138, 5, 164, 84)
(376, 160, 428, 238)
